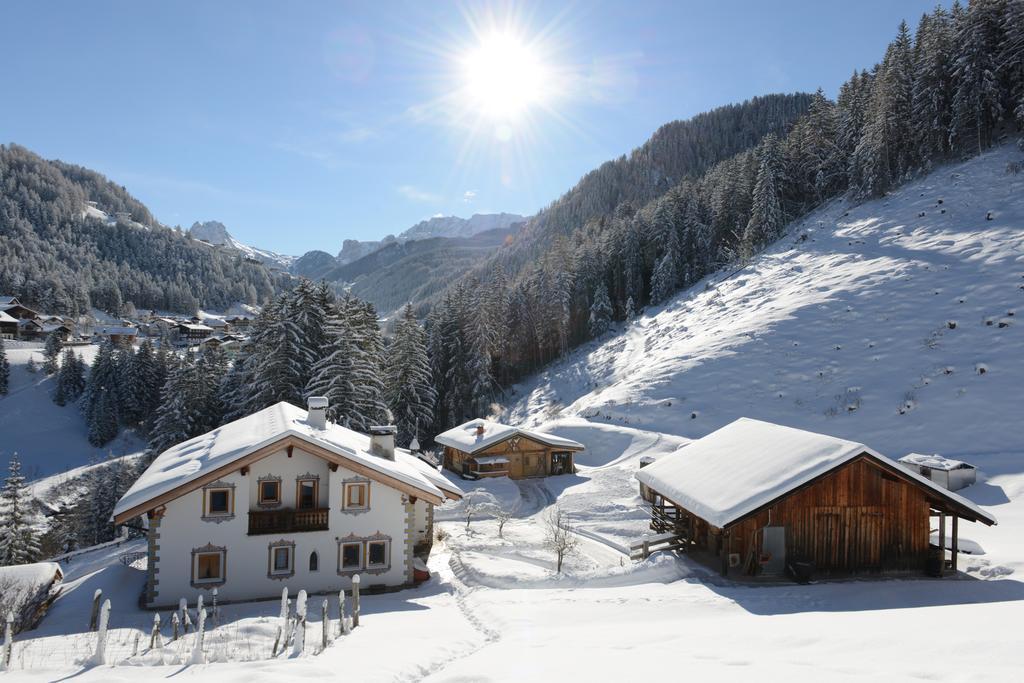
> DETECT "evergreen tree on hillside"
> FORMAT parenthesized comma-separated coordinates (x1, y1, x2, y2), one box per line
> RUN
(149, 354, 197, 454)
(743, 134, 785, 257)
(588, 282, 613, 337)
(912, 6, 956, 166)
(306, 297, 359, 425)
(83, 340, 121, 446)
(247, 294, 307, 410)
(384, 304, 436, 447)
(348, 297, 389, 430)
(1003, 0, 1024, 126)
(951, 0, 1005, 154)
(53, 348, 86, 406)
(42, 332, 63, 375)
(0, 337, 8, 395)
(0, 455, 40, 565)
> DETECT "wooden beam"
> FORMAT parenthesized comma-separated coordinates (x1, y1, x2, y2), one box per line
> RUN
(951, 514, 959, 573)
(938, 513, 946, 577)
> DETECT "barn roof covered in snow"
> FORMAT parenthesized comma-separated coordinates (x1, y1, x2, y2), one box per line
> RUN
(0, 310, 16, 324)
(434, 418, 585, 455)
(636, 418, 996, 528)
(113, 401, 463, 523)
(899, 453, 974, 471)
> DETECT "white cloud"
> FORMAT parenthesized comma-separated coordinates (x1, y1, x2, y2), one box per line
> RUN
(463, 190, 477, 202)
(397, 185, 442, 202)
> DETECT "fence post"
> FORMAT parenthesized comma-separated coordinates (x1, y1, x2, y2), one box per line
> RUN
(90, 599, 111, 666)
(321, 599, 329, 651)
(171, 612, 180, 641)
(352, 575, 361, 629)
(2, 612, 13, 670)
(189, 608, 207, 665)
(132, 632, 140, 657)
(337, 589, 346, 636)
(211, 588, 219, 625)
(179, 598, 190, 634)
(291, 590, 307, 657)
(272, 587, 288, 657)
(150, 613, 162, 650)
(89, 589, 103, 631)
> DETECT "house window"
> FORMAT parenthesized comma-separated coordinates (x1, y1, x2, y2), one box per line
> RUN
(367, 540, 389, 569)
(297, 478, 318, 510)
(309, 551, 319, 572)
(202, 485, 234, 520)
(267, 540, 296, 579)
(339, 542, 363, 571)
(191, 544, 227, 587)
(343, 482, 369, 511)
(259, 479, 281, 505)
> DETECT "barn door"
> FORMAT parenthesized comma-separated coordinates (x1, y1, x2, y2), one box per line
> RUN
(814, 511, 841, 571)
(857, 510, 883, 570)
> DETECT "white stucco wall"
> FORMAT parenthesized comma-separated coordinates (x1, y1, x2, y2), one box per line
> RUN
(412, 498, 431, 546)
(150, 445, 413, 607)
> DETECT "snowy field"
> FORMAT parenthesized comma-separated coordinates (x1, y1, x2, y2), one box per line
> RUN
(4, 147, 1024, 680)
(0, 343, 146, 479)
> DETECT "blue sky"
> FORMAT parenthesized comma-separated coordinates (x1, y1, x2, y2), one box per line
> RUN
(0, 1, 942, 255)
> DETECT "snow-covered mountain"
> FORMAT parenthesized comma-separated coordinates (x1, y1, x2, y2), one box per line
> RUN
(331, 212, 525, 265)
(188, 220, 295, 271)
(506, 142, 1024, 460)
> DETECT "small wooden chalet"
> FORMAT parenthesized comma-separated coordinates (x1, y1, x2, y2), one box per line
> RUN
(0, 297, 40, 321)
(436, 419, 584, 480)
(176, 322, 214, 344)
(635, 418, 996, 579)
(95, 326, 138, 345)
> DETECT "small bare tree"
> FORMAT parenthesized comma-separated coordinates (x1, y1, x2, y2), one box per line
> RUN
(494, 506, 512, 538)
(463, 491, 482, 530)
(544, 506, 579, 573)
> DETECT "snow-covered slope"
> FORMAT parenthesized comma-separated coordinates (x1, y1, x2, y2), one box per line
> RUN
(508, 142, 1024, 460)
(188, 220, 295, 270)
(400, 212, 524, 241)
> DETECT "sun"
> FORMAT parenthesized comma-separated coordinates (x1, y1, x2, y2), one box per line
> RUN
(460, 32, 549, 121)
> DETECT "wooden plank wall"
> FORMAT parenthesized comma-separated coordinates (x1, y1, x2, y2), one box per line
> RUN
(444, 436, 573, 479)
(727, 457, 931, 574)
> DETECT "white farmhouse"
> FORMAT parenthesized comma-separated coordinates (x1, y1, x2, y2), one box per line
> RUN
(113, 398, 463, 608)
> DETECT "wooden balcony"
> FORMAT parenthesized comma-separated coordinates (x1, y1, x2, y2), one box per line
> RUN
(248, 508, 329, 535)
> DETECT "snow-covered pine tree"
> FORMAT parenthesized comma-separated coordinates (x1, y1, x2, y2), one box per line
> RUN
(123, 339, 162, 427)
(83, 340, 121, 446)
(246, 293, 308, 411)
(42, 332, 63, 374)
(306, 296, 359, 426)
(289, 278, 330, 388)
(0, 337, 8, 395)
(999, 0, 1024, 127)
(0, 455, 41, 565)
(149, 353, 199, 455)
(912, 6, 956, 167)
(383, 304, 437, 447)
(625, 296, 637, 319)
(347, 297, 389, 430)
(54, 349, 87, 406)
(951, 0, 1005, 155)
(588, 282, 613, 337)
(743, 133, 786, 256)
(195, 345, 229, 431)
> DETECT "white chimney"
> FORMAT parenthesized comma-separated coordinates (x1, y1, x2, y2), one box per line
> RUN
(307, 396, 328, 430)
(369, 425, 397, 460)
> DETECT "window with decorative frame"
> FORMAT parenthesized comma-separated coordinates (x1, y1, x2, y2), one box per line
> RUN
(191, 544, 226, 587)
(367, 539, 389, 569)
(267, 540, 295, 579)
(258, 478, 281, 506)
(339, 541, 363, 572)
(296, 477, 319, 510)
(202, 483, 235, 521)
(342, 480, 369, 512)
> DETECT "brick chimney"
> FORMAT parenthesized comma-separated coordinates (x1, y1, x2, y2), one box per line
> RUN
(475, 422, 486, 436)
(369, 425, 397, 460)
(307, 396, 328, 430)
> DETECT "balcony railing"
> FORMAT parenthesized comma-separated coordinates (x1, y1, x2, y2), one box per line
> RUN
(248, 508, 329, 535)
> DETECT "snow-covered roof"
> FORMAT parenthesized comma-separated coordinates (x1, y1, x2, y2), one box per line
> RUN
(0, 310, 16, 324)
(899, 453, 974, 471)
(114, 402, 462, 521)
(0, 562, 63, 586)
(179, 322, 214, 331)
(0, 296, 19, 306)
(636, 418, 996, 528)
(434, 418, 585, 455)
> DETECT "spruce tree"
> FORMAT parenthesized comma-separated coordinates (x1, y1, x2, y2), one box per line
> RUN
(383, 304, 437, 446)
(951, 0, 1005, 155)
(588, 283, 613, 337)
(0, 455, 40, 565)
(42, 331, 63, 374)
(1000, 0, 1024, 127)
(744, 133, 786, 254)
(149, 354, 199, 454)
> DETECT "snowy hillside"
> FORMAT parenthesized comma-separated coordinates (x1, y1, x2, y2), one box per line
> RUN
(507, 142, 1024, 460)
(188, 220, 295, 270)
(400, 212, 525, 241)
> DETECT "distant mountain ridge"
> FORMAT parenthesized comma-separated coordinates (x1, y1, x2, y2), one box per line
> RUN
(188, 220, 295, 271)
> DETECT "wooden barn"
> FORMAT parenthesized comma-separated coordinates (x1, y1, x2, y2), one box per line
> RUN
(635, 418, 996, 579)
(436, 419, 584, 480)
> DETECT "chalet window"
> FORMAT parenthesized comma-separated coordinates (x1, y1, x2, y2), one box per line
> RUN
(309, 551, 319, 572)
(297, 478, 319, 510)
(259, 480, 281, 505)
(202, 484, 235, 521)
(340, 542, 363, 571)
(343, 482, 369, 511)
(267, 540, 295, 579)
(191, 544, 227, 587)
(367, 540, 389, 569)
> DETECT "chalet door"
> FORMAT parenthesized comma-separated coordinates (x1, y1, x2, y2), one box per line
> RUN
(813, 511, 841, 571)
(856, 510, 883, 570)
(523, 452, 545, 477)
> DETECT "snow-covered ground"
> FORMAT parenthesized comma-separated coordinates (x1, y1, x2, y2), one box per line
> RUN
(5, 146, 1023, 681)
(0, 343, 146, 480)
